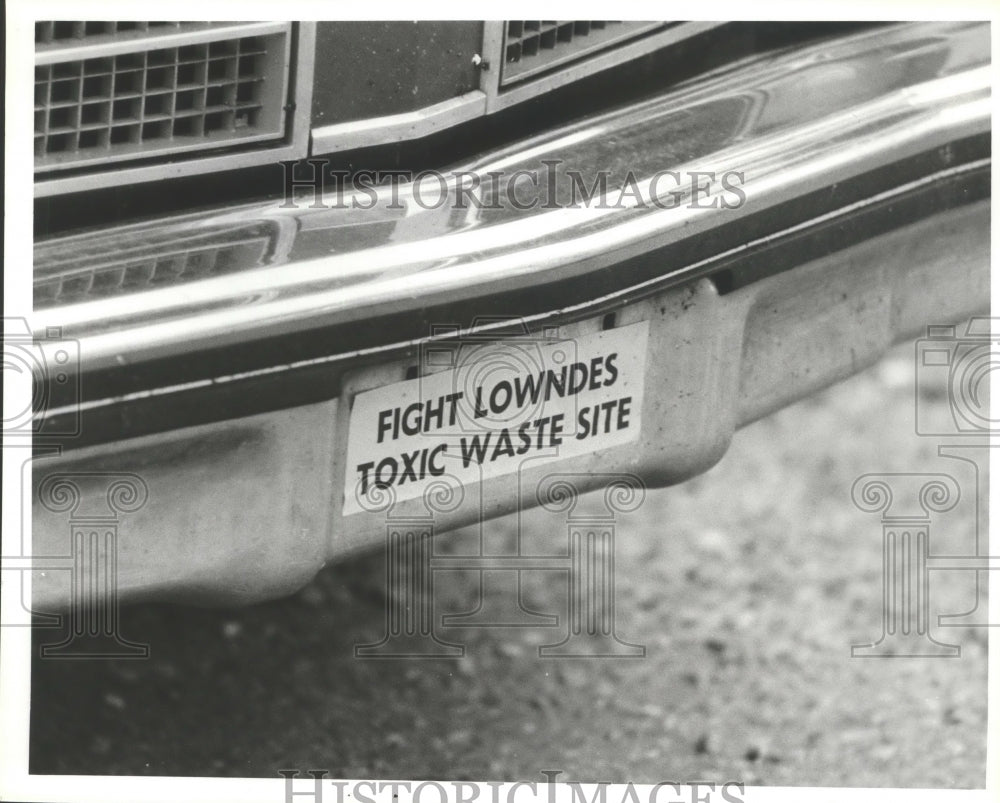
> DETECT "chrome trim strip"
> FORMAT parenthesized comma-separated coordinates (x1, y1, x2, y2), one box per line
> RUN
(309, 23, 721, 153)
(36, 156, 991, 424)
(33, 23, 991, 374)
(310, 91, 488, 155)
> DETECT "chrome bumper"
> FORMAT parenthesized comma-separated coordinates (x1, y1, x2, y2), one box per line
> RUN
(26, 22, 990, 607)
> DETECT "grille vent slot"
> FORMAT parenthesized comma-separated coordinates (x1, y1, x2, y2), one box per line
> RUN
(501, 21, 668, 85)
(34, 22, 292, 172)
(34, 220, 287, 308)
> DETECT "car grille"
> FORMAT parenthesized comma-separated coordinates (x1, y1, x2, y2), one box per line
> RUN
(35, 21, 191, 45)
(33, 219, 292, 308)
(34, 22, 292, 173)
(501, 21, 667, 84)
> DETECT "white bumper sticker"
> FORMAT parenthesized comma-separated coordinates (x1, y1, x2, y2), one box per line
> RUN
(343, 320, 649, 514)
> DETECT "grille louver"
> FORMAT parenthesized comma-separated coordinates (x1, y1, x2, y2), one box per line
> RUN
(34, 219, 293, 308)
(501, 21, 668, 85)
(34, 22, 292, 173)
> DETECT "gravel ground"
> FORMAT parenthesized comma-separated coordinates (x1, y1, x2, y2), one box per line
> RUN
(29, 342, 988, 787)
